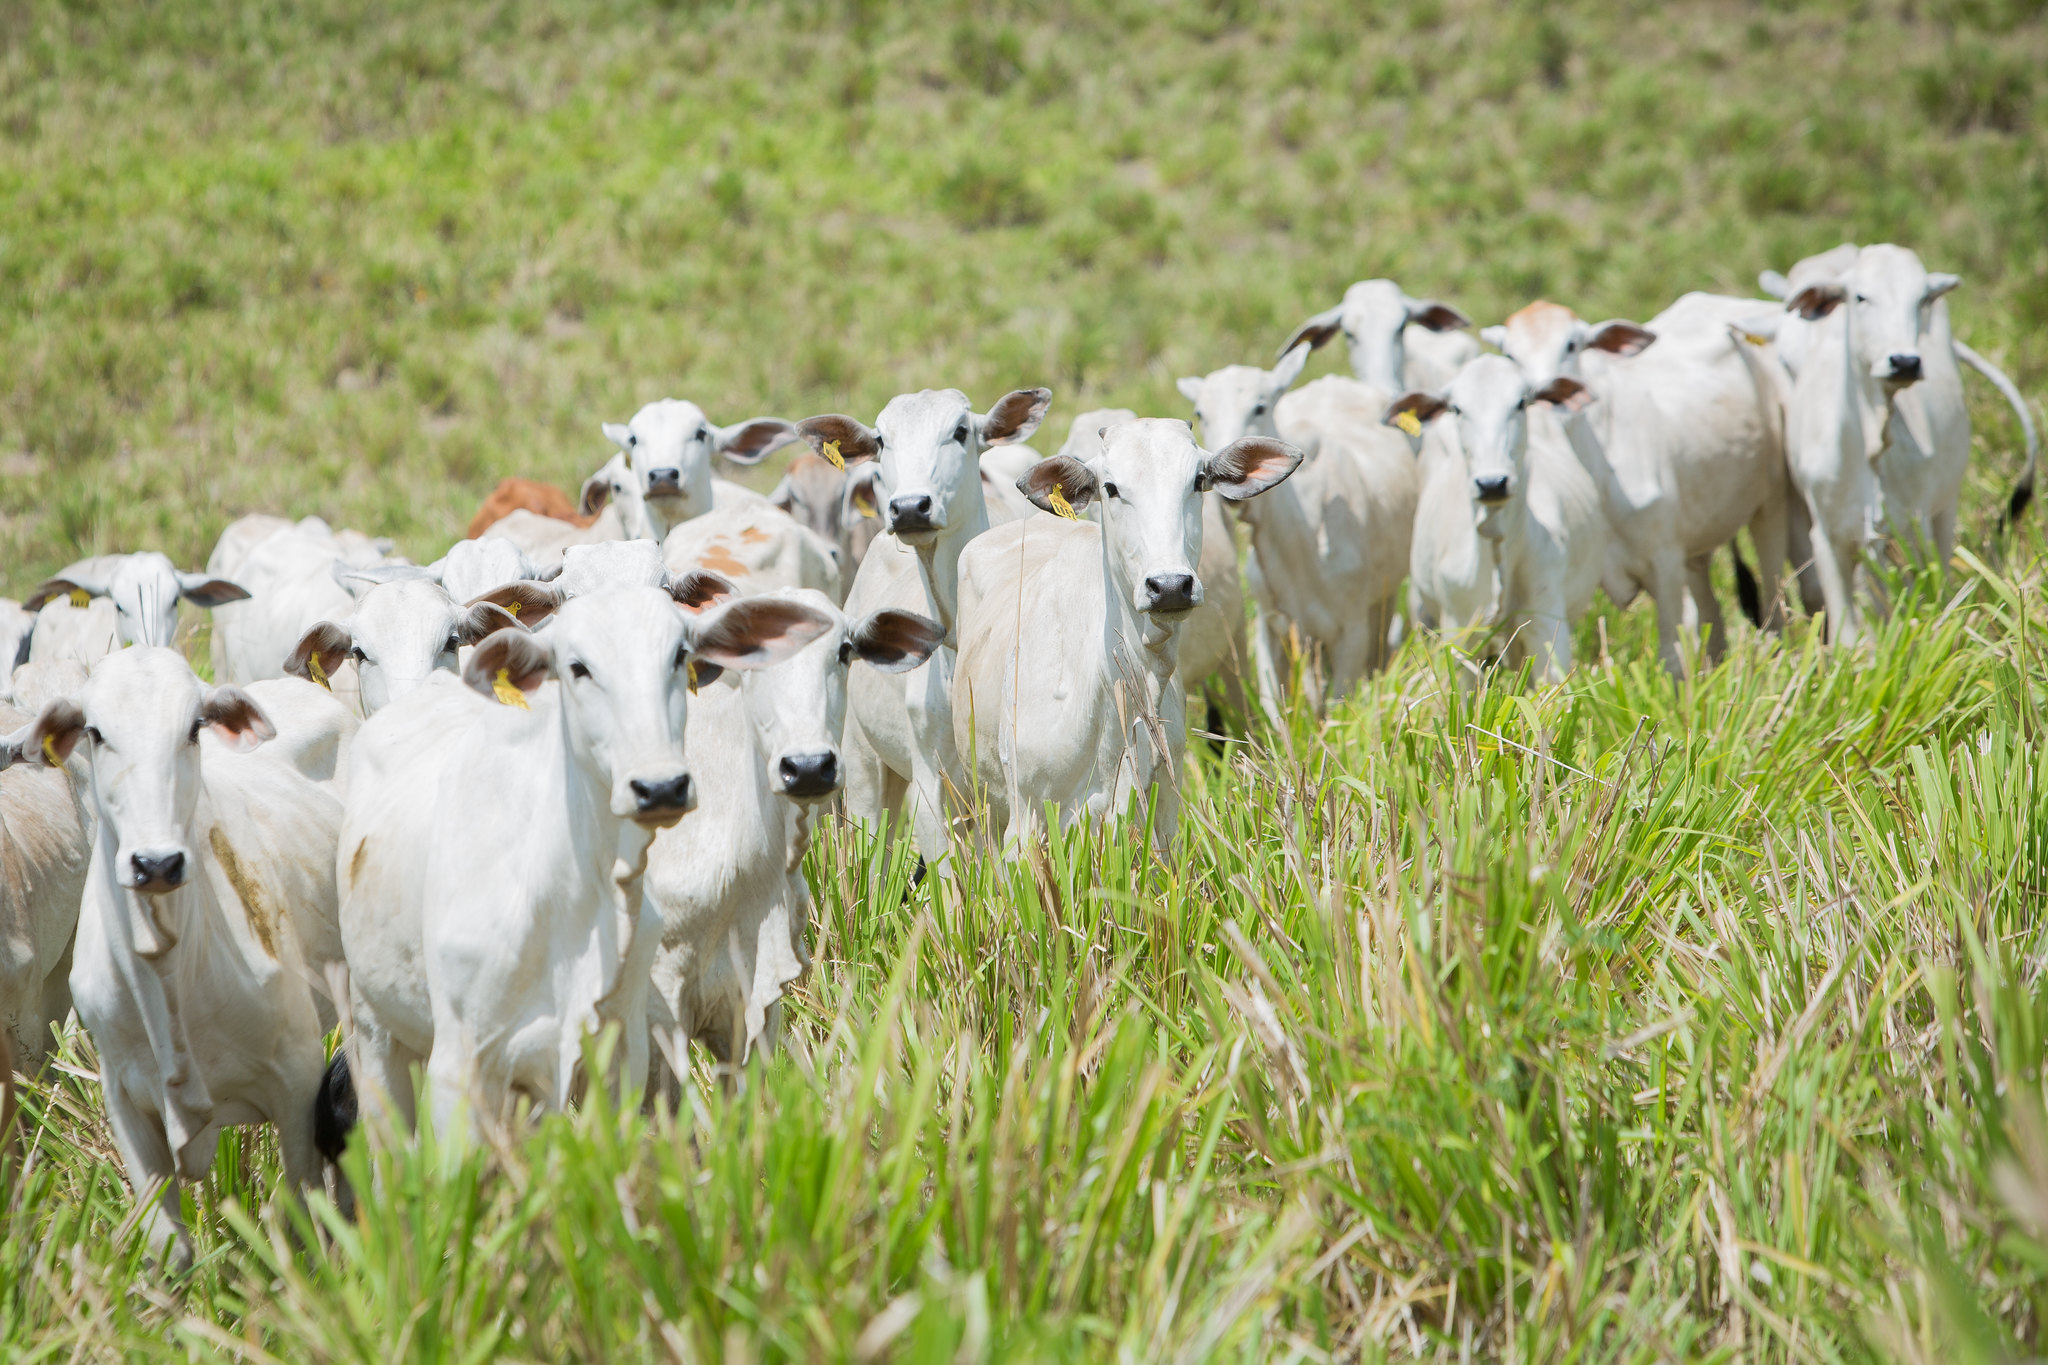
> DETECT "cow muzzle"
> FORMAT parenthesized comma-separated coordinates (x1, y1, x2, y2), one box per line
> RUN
(1883, 353, 1923, 384)
(646, 467, 685, 496)
(127, 847, 189, 894)
(1474, 474, 1513, 505)
(777, 750, 841, 799)
(1141, 573, 1201, 615)
(887, 494, 940, 537)
(626, 770, 696, 825)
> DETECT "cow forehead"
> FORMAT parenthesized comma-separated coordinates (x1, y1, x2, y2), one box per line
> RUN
(552, 587, 688, 655)
(112, 552, 179, 597)
(1099, 418, 1205, 486)
(628, 399, 711, 445)
(357, 580, 456, 632)
(560, 540, 668, 595)
(1340, 278, 1408, 332)
(1851, 244, 1930, 298)
(876, 389, 974, 444)
(1196, 365, 1277, 409)
(84, 646, 201, 724)
(1447, 355, 1530, 415)
(1503, 300, 1580, 351)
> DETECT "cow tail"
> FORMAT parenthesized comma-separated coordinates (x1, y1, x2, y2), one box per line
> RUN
(1953, 341, 2039, 529)
(313, 1049, 357, 1163)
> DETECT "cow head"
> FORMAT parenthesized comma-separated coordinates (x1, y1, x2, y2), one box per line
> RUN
(462, 583, 833, 826)
(1778, 244, 1958, 390)
(767, 450, 880, 576)
(430, 537, 543, 605)
(5, 648, 272, 951)
(1021, 419, 1301, 620)
(794, 387, 1051, 546)
(1386, 355, 1584, 521)
(1280, 279, 1472, 395)
(592, 399, 799, 541)
(1481, 300, 1655, 396)
(25, 551, 250, 649)
(287, 574, 539, 714)
(1177, 344, 1311, 449)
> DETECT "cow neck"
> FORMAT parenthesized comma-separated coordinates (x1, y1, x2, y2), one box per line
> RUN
(1098, 515, 1181, 681)
(909, 468, 991, 639)
(1837, 312, 1899, 466)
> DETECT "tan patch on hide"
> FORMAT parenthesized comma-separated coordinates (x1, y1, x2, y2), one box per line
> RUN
(694, 540, 749, 578)
(348, 837, 370, 889)
(210, 826, 279, 960)
(737, 525, 772, 544)
(1506, 299, 1576, 329)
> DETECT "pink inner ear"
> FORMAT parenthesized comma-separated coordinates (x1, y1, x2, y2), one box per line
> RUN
(207, 720, 268, 753)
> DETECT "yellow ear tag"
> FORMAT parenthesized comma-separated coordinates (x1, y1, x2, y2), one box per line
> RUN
(307, 654, 331, 690)
(68, 589, 90, 608)
(851, 483, 877, 518)
(686, 660, 701, 693)
(41, 734, 60, 766)
(1739, 330, 1769, 347)
(820, 438, 846, 472)
(493, 667, 530, 710)
(1048, 486, 1081, 521)
(1394, 410, 1423, 438)
(503, 600, 522, 618)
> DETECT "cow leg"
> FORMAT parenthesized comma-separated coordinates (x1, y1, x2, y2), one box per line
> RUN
(1250, 607, 1288, 728)
(1747, 499, 1790, 635)
(1803, 522, 1862, 646)
(347, 998, 420, 1136)
(1786, 499, 1825, 616)
(1686, 556, 1729, 665)
(30, 930, 76, 1075)
(1647, 551, 1691, 678)
(840, 711, 892, 829)
(1932, 503, 1959, 576)
(104, 1087, 192, 1274)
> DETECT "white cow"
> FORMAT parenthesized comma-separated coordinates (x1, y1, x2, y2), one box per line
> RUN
(1280, 277, 1479, 394)
(0, 600, 36, 683)
(954, 420, 1301, 850)
(479, 502, 627, 568)
(1178, 346, 1421, 709)
(645, 585, 941, 1066)
(1387, 357, 1607, 682)
(332, 586, 834, 1141)
(209, 517, 402, 709)
(431, 537, 548, 605)
(662, 500, 843, 601)
(593, 399, 797, 542)
(284, 573, 534, 715)
(1481, 296, 1791, 671)
(767, 451, 882, 582)
(0, 703, 90, 1074)
(799, 387, 1051, 859)
(1759, 243, 2040, 568)
(25, 552, 250, 666)
(8, 649, 345, 1270)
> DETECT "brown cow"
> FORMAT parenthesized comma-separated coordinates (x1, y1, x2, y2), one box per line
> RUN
(467, 478, 598, 540)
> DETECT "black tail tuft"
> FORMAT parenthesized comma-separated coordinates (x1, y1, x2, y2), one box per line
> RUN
(313, 1050, 357, 1163)
(1204, 696, 1226, 757)
(1732, 546, 1762, 628)
(2008, 474, 2036, 528)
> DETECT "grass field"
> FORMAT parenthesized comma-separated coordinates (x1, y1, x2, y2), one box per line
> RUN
(2, 0, 2047, 1359)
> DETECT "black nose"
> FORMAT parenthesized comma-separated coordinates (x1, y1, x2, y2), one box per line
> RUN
(888, 494, 936, 533)
(630, 773, 695, 814)
(130, 851, 186, 891)
(646, 467, 683, 493)
(1143, 573, 1199, 611)
(1887, 353, 1923, 382)
(1475, 475, 1512, 504)
(777, 751, 840, 798)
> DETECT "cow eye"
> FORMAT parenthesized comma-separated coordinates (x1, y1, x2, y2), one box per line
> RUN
(1251, 403, 1266, 416)
(838, 639, 854, 665)
(1854, 293, 1869, 304)
(443, 635, 460, 654)
(350, 646, 367, 664)
(1102, 482, 1120, 499)
(628, 433, 638, 446)
(84, 726, 103, 746)
(569, 660, 590, 680)
(953, 422, 969, 443)
(187, 719, 203, 744)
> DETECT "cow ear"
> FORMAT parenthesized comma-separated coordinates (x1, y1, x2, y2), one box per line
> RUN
(843, 463, 882, 520)
(851, 609, 945, 673)
(1925, 272, 1961, 301)
(579, 462, 618, 518)
(1270, 341, 1312, 389)
(200, 686, 275, 752)
(602, 421, 634, 451)
(284, 622, 354, 688)
(1383, 391, 1451, 430)
(459, 601, 521, 644)
(1203, 437, 1303, 501)
(175, 573, 252, 607)
(0, 720, 31, 771)
(795, 414, 881, 468)
(1586, 320, 1655, 356)
(1019, 455, 1102, 515)
(686, 597, 834, 670)
(1533, 376, 1592, 412)
(714, 417, 798, 466)
(463, 628, 552, 703)
(767, 476, 797, 513)
(22, 699, 85, 767)
(1758, 270, 1791, 301)
(1480, 324, 1509, 351)
(22, 579, 90, 613)
(1786, 284, 1846, 321)
(979, 387, 1052, 446)
(1407, 300, 1472, 332)
(1176, 376, 1205, 404)
(1278, 304, 1344, 358)
(667, 569, 740, 612)
(467, 580, 562, 629)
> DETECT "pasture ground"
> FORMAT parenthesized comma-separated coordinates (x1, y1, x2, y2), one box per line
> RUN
(2, 0, 2046, 1359)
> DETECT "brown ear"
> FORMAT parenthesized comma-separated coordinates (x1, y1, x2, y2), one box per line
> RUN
(459, 601, 521, 644)
(667, 569, 740, 613)
(979, 387, 1053, 446)
(715, 418, 798, 466)
(468, 580, 562, 629)
(462, 628, 552, 702)
(795, 415, 881, 466)
(1203, 437, 1304, 501)
(284, 622, 354, 687)
(1786, 285, 1845, 322)
(579, 470, 614, 518)
(1383, 392, 1451, 428)
(1278, 305, 1344, 358)
(22, 579, 89, 613)
(1019, 455, 1101, 515)
(24, 699, 86, 767)
(686, 597, 834, 671)
(1533, 376, 1592, 411)
(850, 609, 945, 673)
(1408, 301, 1472, 333)
(1586, 320, 1656, 355)
(200, 685, 275, 753)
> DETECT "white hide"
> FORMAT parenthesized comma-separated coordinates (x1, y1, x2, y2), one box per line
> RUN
(953, 420, 1301, 850)
(1280, 277, 1479, 394)
(16, 649, 343, 1270)
(285, 575, 527, 716)
(803, 386, 1052, 860)
(662, 500, 843, 601)
(337, 587, 834, 1140)
(0, 703, 91, 1075)
(208, 515, 400, 715)
(25, 552, 250, 667)
(595, 398, 797, 542)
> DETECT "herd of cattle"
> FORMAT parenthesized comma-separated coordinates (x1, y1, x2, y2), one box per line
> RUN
(0, 241, 2035, 1268)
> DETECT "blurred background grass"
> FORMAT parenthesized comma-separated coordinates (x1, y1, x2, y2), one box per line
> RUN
(0, 0, 2041, 579)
